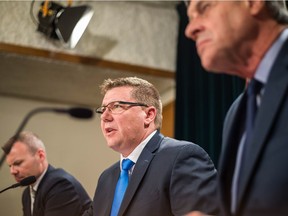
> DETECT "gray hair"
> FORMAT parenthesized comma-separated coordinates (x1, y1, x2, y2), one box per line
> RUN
(2, 131, 46, 155)
(266, 0, 288, 24)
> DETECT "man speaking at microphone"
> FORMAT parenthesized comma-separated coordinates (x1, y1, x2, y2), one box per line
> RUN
(2, 131, 91, 216)
(83, 77, 218, 216)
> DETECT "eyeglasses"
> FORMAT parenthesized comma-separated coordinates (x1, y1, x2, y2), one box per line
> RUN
(95, 101, 148, 115)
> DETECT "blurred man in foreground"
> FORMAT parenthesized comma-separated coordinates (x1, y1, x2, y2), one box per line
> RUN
(185, 0, 288, 215)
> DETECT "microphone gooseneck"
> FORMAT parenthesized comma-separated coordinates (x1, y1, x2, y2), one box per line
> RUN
(0, 106, 94, 169)
(11, 107, 93, 142)
(53, 107, 93, 119)
(0, 176, 36, 194)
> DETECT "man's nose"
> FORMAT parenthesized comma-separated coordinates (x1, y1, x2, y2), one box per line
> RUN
(101, 109, 113, 122)
(10, 165, 18, 175)
(185, 18, 203, 42)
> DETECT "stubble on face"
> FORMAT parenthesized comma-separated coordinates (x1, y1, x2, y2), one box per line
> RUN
(101, 87, 145, 156)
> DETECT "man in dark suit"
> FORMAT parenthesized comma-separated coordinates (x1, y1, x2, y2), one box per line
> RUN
(83, 77, 219, 216)
(184, 0, 288, 216)
(3, 131, 91, 216)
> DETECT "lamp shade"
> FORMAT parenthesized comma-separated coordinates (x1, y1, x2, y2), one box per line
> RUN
(37, 1, 94, 48)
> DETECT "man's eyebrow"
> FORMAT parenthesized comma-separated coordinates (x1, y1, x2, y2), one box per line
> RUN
(195, 1, 205, 12)
(8, 159, 23, 167)
(187, 1, 202, 13)
(195, 1, 200, 9)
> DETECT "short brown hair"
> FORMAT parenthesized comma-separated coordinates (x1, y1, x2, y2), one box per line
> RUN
(100, 77, 163, 129)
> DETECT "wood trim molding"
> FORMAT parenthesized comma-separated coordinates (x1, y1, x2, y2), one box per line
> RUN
(0, 42, 175, 79)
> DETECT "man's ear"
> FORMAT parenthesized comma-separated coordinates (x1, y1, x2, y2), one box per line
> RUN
(144, 107, 156, 127)
(37, 149, 46, 161)
(247, 0, 266, 16)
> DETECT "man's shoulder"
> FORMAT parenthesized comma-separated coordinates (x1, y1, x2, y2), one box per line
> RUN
(159, 136, 208, 157)
(161, 136, 197, 147)
(42, 166, 79, 186)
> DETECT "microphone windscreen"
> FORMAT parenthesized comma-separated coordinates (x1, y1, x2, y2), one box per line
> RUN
(20, 176, 36, 186)
(68, 108, 93, 119)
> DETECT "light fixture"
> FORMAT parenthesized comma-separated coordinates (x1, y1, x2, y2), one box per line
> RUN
(36, 0, 94, 48)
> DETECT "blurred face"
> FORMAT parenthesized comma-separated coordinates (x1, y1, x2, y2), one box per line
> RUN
(99, 86, 153, 157)
(6, 142, 45, 183)
(185, 0, 257, 76)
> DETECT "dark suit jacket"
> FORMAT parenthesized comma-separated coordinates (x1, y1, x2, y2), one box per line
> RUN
(83, 131, 218, 216)
(22, 165, 91, 216)
(218, 37, 288, 216)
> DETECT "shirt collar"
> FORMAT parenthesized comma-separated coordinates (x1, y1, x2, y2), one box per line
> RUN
(254, 28, 288, 84)
(120, 130, 157, 168)
(32, 167, 48, 192)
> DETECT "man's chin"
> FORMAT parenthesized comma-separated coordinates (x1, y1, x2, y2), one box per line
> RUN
(107, 142, 118, 150)
(201, 60, 218, 73)
(201, 55, 226, 74)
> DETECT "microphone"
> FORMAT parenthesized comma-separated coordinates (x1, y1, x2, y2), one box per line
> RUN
(52, 107, 93, 119)
(0, 106, 94, 169)
(0, 176, 36, 194)
(13, 107, 94, 138)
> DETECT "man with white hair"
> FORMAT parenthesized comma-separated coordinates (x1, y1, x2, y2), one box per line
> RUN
(185, 0, 288, 215)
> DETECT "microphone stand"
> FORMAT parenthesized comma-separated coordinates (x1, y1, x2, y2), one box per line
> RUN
(0, 107, 93, 169)
(13, 108, 56, 139)
(0, 176, 36, 194)
(0, 108, 56, 169)
(0, 185, 16, 194)
(0, 183, 20, 194)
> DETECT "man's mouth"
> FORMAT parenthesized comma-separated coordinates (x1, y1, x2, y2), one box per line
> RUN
(105, 127, 116, 135)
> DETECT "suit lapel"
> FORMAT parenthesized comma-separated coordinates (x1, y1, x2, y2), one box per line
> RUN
(221, 94, 246, 165)
(104, 164, 120, 216)
(237, 38, 288, 209)
(118, 131, 163, 216)
(218, 93, 246, 214)
(22, 187, 32, 216)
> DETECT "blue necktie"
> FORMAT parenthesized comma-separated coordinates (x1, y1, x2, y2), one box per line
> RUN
(110, 159, 134, 216)
(231, 78, 263, 213)
(244, 79, 263, 143)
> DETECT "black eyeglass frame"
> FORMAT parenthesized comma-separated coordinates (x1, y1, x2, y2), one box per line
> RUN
(95, 101, 148, 114)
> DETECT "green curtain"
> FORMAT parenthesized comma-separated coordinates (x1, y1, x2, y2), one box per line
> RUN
(175, 3, 245, 166)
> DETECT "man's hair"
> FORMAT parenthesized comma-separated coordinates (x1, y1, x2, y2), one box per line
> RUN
(266, 0, 288, 24)
(2, 131, 46, 155)
(100, 77, 163, 129)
